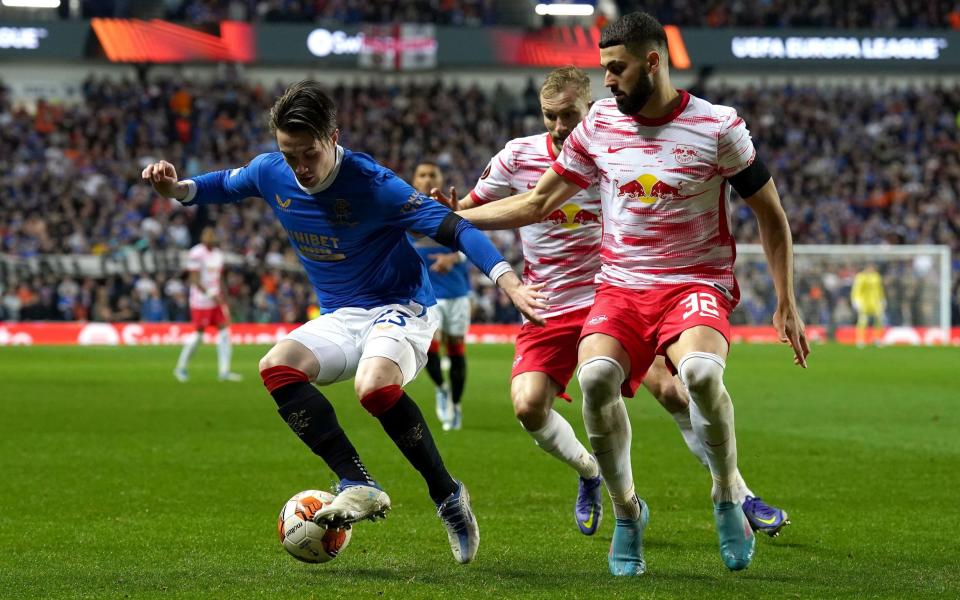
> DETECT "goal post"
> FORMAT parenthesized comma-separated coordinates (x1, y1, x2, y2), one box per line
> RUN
(734, 244, 952, 341)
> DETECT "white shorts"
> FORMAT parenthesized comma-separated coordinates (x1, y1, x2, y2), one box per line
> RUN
(284, 302, 439, 386)
(431, 296, 471, 337)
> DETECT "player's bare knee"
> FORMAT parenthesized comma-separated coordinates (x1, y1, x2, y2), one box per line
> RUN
(354, 363, 402, 400)
(353, 374, 378, 400)
(258, 351, 283, 373)
(512, 393, 550, 430)
(258, 349, 301, 373)
(576, 357, 624, 404)
(677, 352, 725, 397)
(259, 341, 319, 380)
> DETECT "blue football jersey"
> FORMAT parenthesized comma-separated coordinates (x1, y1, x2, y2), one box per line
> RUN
(184, 147, 505, 313)
(411, 238, 471, 299)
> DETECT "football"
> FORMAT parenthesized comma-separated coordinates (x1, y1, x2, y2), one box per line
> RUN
(277, 490, 352, 563)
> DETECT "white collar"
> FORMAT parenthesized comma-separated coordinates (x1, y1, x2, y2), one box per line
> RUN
(295, 145, 344, 194)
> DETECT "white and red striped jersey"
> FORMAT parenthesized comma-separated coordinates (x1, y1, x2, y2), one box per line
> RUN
(470, 132, 603, 319)
(185, 243, 224, 310)
(552, 91, 756, 303)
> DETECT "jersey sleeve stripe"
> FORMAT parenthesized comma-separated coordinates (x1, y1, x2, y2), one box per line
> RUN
(468, 189, 493, 205)
(550, 162, 591, 189)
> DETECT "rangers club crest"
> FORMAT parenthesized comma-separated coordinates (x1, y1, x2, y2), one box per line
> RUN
(330, 199, 358, 227)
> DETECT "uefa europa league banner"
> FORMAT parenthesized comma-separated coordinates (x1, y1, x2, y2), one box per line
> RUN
(2, 20, 960, 71)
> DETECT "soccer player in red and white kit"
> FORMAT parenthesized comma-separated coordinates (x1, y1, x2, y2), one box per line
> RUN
(446, 65, 788, 542)
(458, 12, 809, 575)
(448, 64, 788, 543)
(173, 226, 242, 382)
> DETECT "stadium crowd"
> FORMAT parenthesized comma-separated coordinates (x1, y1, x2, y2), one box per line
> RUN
(1, 75, 958, 328)
(54, 0, 960, 29)
(170, 0, 496, 26)
(40, 0, 496, 25)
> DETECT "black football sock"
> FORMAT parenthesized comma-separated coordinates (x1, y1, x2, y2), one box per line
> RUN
(271, 380, 373, 485)
(374, 391, 458, 504)
(425, 351, 444, 387)
(449, 355, 466, 405)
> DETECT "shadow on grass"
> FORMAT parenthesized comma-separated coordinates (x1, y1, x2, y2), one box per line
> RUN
(301, 562, 810, 588)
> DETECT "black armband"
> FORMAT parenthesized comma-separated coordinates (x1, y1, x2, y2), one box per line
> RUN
(435, 212, 464, 249)
(727, 157, 771, 199)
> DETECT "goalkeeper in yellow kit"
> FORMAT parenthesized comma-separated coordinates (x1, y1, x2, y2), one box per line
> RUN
(851, 264, 885, 347)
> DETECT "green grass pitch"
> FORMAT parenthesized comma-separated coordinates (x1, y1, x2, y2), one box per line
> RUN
(0, 343, 957, 599)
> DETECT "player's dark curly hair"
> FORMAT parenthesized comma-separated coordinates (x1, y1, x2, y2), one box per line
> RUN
(598, 11, 668, 57)
(269, 80, 338, 141)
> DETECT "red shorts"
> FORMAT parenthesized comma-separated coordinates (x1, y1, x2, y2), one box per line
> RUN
(579, 283, 734, 398)
(191, 305, 228, 330)
(511, 306, 591, 394)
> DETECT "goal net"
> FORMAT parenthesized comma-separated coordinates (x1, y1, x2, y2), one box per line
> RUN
(734, 244, 952, 343)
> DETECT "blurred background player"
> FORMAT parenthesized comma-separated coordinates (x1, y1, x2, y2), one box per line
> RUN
(447, 66, 788, 540)
(174, 226, 242, 382)
(144, 80, 546, 564)
(851, 264, 886, 347)
(409, 161, 472, 431)
(456, 12, 809, 575)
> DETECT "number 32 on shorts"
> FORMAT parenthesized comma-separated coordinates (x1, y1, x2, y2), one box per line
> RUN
(681, 292, 720, 320)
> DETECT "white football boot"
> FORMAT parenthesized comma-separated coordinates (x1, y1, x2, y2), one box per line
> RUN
(313, 481, 391, 527)
(436, 481, 479, 564)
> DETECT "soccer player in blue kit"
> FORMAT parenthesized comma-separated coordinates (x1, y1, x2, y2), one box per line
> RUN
(409, 161, 472, 431)
(142, 80, 545, 564)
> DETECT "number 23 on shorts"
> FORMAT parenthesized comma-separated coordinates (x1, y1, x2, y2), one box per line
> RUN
(373, 309, 408, 328)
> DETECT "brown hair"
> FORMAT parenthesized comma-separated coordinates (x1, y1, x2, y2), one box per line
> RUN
(268, 80, 337, 140)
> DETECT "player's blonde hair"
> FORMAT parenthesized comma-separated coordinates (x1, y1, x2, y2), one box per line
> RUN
(540, 66, 591, 103)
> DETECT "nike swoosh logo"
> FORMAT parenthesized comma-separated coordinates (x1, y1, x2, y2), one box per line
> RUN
(581, 510, 595, 529)
(526, 182, 537, 189)
(704, 438, 728, 447)
(754, 514, 779, 525)
(607, 144, 661, 154)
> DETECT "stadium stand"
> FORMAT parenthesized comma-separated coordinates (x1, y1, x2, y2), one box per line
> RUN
(1, 75, 958, 326)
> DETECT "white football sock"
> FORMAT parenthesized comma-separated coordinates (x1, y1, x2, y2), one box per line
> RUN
(216, 328, 232, 375)
(671, 406, 709, 469)
(525, 409, 598, 479)
(737, 471, 754, 500)
(577, 357, 639, 521)
(678, 352, 744, 504)
(686, 401, 754, 501)
(176, 332, 201, 371)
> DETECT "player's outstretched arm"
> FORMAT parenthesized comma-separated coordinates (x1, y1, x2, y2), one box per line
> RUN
(142, 160, 191, 200)
(743, 178, 810, 368)
(142, 155, 263, 205)
(456, 169, 581, 230)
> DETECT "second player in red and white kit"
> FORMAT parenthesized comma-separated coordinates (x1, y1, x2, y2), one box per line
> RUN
(464, 69, 607, 535)
(458, 12, 809, 576)
(454, 66, 787, 540)
(173, 226, 242, 382)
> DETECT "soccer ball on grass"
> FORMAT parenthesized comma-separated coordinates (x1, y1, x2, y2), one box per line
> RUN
(277, 490, 352, 563)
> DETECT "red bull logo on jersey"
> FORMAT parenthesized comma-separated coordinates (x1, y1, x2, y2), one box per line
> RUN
(543, 203, 600, 229)
(616, 173, 685, 204)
